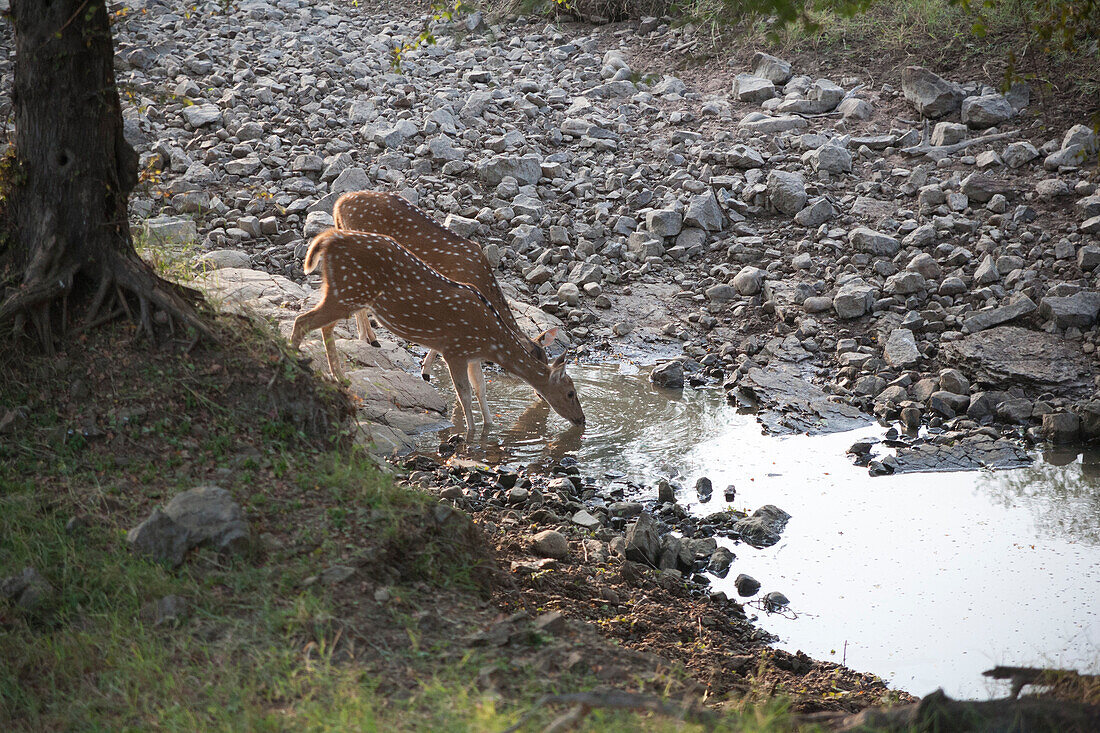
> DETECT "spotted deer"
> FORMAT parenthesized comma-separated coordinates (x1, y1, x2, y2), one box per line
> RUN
(291, 229, 585, 436)
(331, 190, 538, 384)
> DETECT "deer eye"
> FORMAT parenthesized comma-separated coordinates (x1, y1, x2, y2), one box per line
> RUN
(567, 391, 575, 399)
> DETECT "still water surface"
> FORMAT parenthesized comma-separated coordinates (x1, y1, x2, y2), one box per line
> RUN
(421, 362, 1100, 698)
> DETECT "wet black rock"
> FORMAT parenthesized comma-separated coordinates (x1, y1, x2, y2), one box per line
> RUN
(764, 591, 790, 612)
(608, 501, 643, 520)
(624, 512, 661, 566)
(1041, 412, 1081, 444)
(658, 534, 693, 572)
(735, 573, 761, 597)
(1082, 401, 1100, 440)
(707, 547, 735, 577)
(650, 361, 685, 389)
(723, 484, 737, 502)
(733, 505, 792, 548)
(695, 476, 713, 500)
(657, 479, 676, 504)
(868, 454, 898, 475)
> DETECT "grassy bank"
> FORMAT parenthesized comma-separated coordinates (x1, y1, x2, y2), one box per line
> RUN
(0, 317, 799, 731)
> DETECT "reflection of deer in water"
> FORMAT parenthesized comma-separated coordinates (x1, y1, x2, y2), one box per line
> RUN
(496, 399, 583, 462)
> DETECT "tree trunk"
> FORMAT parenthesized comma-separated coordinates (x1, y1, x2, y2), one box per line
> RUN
(1, 0, 206, 350)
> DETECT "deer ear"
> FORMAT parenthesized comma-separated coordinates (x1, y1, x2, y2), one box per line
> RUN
(535, 327, 559, 348)
(552, 352, 567, 369)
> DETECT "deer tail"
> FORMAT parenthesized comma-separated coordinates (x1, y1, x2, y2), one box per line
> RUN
(302, 230, 334, 274)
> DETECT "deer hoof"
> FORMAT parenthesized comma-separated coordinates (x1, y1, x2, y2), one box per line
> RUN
(421, 373, 431, 382)
(370, 340, 381, 348)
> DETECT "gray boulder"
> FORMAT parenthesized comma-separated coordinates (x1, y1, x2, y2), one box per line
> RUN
(804, 143, 852, 174)
(849, 227, 899, 256)
(728, 144, 765, 169)
(901, 66, 965, 118)
(794, 198, 836, 227)
(932, 122, 967, 146)
(962, 294, 1037, 333)
(752, 52, 792, 84)
(196, 250, 251, 270)
(531, 529, 569, 559)
(127, 508, 193, 567)
(142, 216, 197, 246)
(961, 95, 1014, 128)
(1003, 141, 1039, 169)
(477, 155, 541, 186)
(181, 103, 222, 127)
(884, 328, 921, 368)
(834, 280, 876, 319)
(1039, 292, 1100, 329)
(766, 170, 807, 215)
(733, 266, 765, 295)
(164, 485, 250, 555)
(1, 567, 56, 613)
(684, 191, 723, 231)
(961, 173, 1012, 203)
(647, 209, 683, 238)
(733, 73, 776, 103)
(331, 167, 370, 195)
(303, 211, 334, 238)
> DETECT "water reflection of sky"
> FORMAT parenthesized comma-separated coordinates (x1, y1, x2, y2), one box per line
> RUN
(421, 362, 1100, 699)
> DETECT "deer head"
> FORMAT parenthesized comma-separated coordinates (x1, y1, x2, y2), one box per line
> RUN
(525, 335, 584, 428)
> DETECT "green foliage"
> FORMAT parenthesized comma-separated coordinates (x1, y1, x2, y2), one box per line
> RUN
(391, 1, 469, 70)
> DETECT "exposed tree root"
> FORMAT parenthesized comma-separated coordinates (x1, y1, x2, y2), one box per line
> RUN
(0, 247, 213, 353)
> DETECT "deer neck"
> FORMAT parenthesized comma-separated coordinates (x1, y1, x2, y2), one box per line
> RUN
(492, 335, 552, 391)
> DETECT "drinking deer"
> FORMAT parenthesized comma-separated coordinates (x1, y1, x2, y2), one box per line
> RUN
(290, 228, 585, 436)
(331, 190, 538, 383)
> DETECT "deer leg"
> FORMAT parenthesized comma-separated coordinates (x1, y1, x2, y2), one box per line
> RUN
(320, 324, 346, 380)
(291, 297, 353, 379)
(468, 360, 492, 429)
(446, 358, 476, 441)
(354, 308, 381, 348)
(420, 348, 439, 381)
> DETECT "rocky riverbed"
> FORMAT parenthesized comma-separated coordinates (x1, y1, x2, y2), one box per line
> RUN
(13, 0, 1090, 459)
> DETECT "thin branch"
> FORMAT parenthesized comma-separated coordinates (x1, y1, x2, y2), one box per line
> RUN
(901, 130, 1019, 158)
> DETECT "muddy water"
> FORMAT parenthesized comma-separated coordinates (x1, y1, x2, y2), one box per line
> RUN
(419, 362, 1100, 699)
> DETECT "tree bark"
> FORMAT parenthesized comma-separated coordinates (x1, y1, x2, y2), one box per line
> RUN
(1, 0, 206, 350)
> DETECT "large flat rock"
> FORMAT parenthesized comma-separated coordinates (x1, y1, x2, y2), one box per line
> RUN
(347, 366, 448, 416)
(941, 326, 1095, 390)
(735, 362, 868, 435)
(196, 267, 307, 324)
(888, 438, 1032, 473)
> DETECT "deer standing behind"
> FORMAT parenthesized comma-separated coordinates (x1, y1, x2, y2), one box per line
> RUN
(332, 191, 540, 380)
(291, 228, 585, 437)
